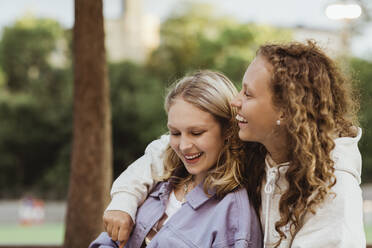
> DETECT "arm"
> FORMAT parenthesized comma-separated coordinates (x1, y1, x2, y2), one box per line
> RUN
(105, 134, 169, 220)
(104, 135, 169, 246)
(291, 171, 365, 248)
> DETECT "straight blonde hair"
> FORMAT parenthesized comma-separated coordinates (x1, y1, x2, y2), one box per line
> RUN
(162, 70, 247, 198)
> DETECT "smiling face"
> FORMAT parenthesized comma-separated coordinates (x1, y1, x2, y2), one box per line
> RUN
(231, 56, 282, 145)
(167, 97, 224, 184)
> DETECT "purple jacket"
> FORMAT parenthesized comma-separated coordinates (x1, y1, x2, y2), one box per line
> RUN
(90, 181, 262, 248)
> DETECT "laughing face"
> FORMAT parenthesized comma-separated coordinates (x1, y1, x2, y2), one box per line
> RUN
(167, 97, 224, 184)
(231, 56, 282, 145)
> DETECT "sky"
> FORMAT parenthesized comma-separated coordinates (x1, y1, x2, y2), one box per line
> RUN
(0, 0, 371, 59)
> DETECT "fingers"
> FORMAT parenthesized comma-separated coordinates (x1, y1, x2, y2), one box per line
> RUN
(106, 222, 113, 239)
(103, 210, 134, 245)
(103, 213, 115, 240)
(111, 224, 119, 241)
(103, 212, 110, 232)
(117, 226, 130, 244)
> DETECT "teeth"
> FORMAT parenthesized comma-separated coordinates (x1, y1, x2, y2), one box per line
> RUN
(185, 152, 202, 160)
(236, 114, 248, 123)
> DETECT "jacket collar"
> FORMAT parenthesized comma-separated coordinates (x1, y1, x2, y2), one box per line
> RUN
(149, 181, 172, 198)
(185, 182, 216, 210)
(149, 180, 216, 210)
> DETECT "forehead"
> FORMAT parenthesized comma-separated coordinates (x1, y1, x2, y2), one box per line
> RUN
(167, 98, 218, 127)
(243, 56, 273, 88)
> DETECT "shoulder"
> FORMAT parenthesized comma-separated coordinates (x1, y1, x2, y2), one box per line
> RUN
(149, 181, 171, 197)
(217, 188, 256, 228)
(314, 163, 363, 216)
(216, 188, 262, 246)
(144, 134, 170, 154)
(332, 127, 362, 184)
(221, 187, 250, 207)
(216, 187, 249, 207)
(297, 168, 365, 247)
(296, 182, 365, 247)
(329, 171, 362, 208)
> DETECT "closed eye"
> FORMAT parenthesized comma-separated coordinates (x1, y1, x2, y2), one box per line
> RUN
(191, 131, 204, 136)
(170, 132, 180, 136)
(244, 91, 252, 97)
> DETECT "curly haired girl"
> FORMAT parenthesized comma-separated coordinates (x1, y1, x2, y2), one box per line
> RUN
(231, 41, 363, 247)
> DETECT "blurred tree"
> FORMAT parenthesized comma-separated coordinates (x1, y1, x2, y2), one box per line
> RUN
(0, 15, 67, 92)
(350, 57, 372, 182)
(356, 0, 371, 23)
(0, 16, 72, 198)
(146, 3, 291, 86)
(63, 0, 112, 247)
(109, 61, 166, 177)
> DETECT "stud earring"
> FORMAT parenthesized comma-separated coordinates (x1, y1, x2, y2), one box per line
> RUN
(276, 120, 281, 126)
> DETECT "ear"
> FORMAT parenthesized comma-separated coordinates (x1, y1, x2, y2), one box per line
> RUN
(277, 110, 286, 123)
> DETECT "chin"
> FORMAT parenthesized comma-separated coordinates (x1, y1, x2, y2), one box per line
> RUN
(238, 130, 251, 142)
(185, 167, 198, 175)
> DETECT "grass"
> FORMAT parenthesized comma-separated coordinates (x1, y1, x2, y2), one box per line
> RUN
(0, 223, 64, 245)
(366, 225, 372, 245)
(0, 223, 371, 245)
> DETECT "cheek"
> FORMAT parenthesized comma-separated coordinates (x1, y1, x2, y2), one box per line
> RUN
(242, 101, 276, 123)
(169, 138, 179, 152)
(241, 100, 257, 115)
(204, 135, 224, 157)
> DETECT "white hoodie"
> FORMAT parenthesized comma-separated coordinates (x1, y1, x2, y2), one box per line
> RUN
(106, 129, 366, 248)
(261, 128, 365, 247)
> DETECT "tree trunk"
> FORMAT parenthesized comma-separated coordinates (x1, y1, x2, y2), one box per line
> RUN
(64, 0, 112, 247)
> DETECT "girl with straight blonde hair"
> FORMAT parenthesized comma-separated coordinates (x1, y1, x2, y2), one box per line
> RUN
(90, 70, 262, 248)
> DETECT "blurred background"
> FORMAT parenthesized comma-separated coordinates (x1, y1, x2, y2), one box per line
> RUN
(0, 0, 371, 246)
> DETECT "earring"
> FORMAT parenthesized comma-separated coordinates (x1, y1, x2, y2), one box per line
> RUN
(276, 120, 281, 126)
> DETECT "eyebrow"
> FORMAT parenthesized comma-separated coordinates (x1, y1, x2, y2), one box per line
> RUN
(167, 124, 208, 130)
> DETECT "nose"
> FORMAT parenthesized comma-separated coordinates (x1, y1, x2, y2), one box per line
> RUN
(230, 94, 242, 108)
(179, 135, 193, 152)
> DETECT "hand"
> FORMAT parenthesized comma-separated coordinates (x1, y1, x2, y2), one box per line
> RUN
(103, 210, 134, 248)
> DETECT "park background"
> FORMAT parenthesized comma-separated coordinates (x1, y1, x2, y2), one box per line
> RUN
(0, 0, 371, 247)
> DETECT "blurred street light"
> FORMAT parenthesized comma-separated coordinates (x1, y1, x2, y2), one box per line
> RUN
(325, 0, 362, 71)
(326, 3, 362, 20)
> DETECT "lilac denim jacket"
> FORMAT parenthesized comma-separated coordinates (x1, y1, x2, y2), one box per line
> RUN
(90, 181, 262, 248)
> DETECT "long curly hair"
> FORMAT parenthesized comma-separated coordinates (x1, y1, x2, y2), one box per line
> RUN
(245, 41, 359, 246)
(162, 70, 248, 198)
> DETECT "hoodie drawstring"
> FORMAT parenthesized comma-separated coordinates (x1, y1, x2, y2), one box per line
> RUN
(263, 167, 278, 248)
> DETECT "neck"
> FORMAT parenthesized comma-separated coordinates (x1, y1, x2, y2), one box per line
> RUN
(194, 173, 206, 186)
(267, 149, 289, 165)
(263, 137, 289, 165)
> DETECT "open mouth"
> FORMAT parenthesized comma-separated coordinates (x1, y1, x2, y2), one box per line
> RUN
(236, 114, 248, 123)
(184, 152, 203, 163)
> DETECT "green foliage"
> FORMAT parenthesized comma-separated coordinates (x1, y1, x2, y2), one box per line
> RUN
(350, 58, 372, 182)
(0, 15, 67, 92)
(109, 61, 167, 175)
(0, 90, 72, 198)
(146, 4, 292, 86)
(0, 15, 73, 199)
